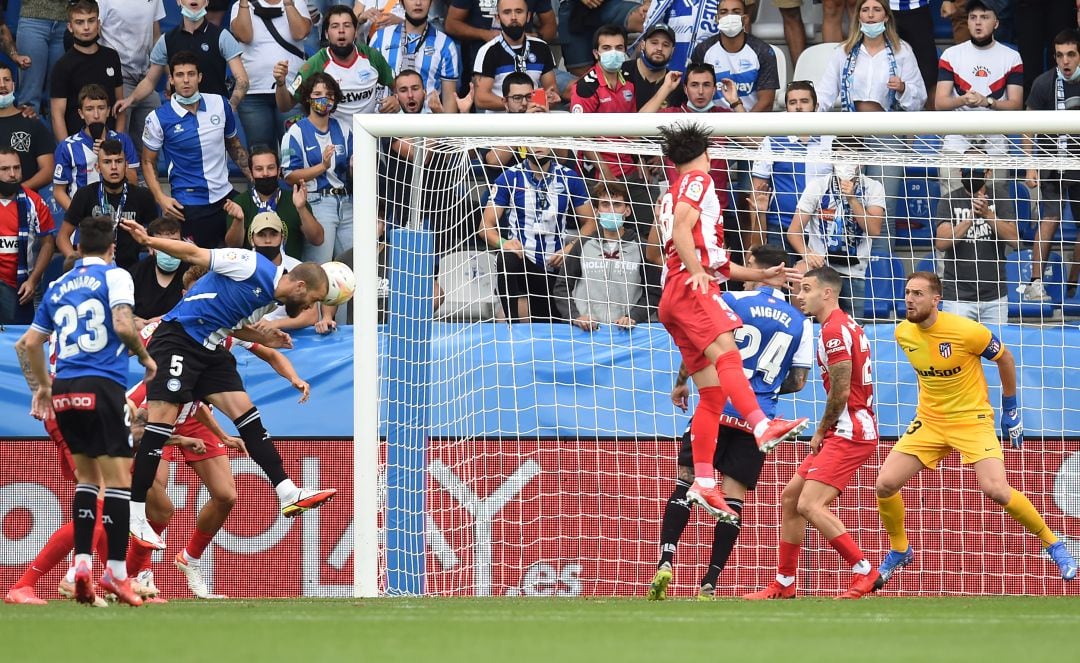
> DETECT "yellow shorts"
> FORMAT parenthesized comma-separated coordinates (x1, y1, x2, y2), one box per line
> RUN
(893, 416, 1003, 469)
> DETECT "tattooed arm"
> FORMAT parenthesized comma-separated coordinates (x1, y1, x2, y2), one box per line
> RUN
(226, 135, 252, 182)
(112, 304, 157, 381)
(779, 367, 809, 395)
(14, 328, 52, 419)
(809, 360, 852, 453)
(228, 57, 250, 110)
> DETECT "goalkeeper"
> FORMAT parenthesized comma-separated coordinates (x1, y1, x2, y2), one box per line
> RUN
(874, 271, 1077, 586)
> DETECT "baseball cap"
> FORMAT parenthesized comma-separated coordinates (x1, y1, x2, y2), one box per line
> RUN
(643, 23, 676, 43)
(965, 0, 995, 14)
(248, 211, 287, 242)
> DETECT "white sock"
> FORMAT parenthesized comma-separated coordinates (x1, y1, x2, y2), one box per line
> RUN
(776, 574, 796, 587)
(106, 560, 127, 581)
(852, 560, 871, 575)
(274, 479, 299, 502)
(694, 477, 716, 489)
(753, 420, 769, 438)
(183, 548, 200, 564)
(64, 566, 76, 583)
(129, 501, 146, 521)
(74, 553, 92, 568)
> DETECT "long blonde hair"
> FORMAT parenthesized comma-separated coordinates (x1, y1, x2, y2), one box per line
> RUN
(843, 0, 902, 54)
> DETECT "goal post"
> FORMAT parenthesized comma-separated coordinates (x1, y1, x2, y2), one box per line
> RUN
(352, 111, 1080, 598)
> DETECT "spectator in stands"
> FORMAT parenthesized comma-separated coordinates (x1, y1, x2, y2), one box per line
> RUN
(130, 217, 189, 326)
(691, 0, 779, 112)
(49, 1, 126, 142)
(0, 64, 56, 192)
(370, 0, 461, 114)
(934, 166, 1019, 324)
(940, 0, 969, 43)
(822, 0, 857, 44)
(0, 9, 30, 74)
(0, 147, 54, 325)
(13, 0, 68, 115)
(115, 0, 250, 118)
(622, 23, 686, 110)
(1024, 29, 1080, 301)
(558, 0, 647, 77)
(482, 73, 546, 169)
(472, 0, 560, 111)
(770, 0, 807, 66)
(636, 0, 718, 73)
(889, 1, 939, 109)
(1015, 0, 1078, 96)
(788, 143, 885, 317)
(553, 181, 650, 330)
(816, 0, 926, 112)
(445, 0, 556, 97)
(280, 72, 353, 263)
(749, 81, 834, 256)
(274, 5, 396, 125)
(225, 145, 325, 259)
(230, 0, 312, 151)
(142, 51, 251, 249)
(479, 145, 597, 322)
(55, 139, 157, 272)
(571, 25, 638, 181)
(356, 0, 406, 36)
(98, 0, 167, 154)
(53, 85, 140, 214)
(935, 0, 1023, 159)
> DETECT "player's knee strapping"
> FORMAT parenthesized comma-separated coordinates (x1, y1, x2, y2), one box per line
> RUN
(72, 483, 99, 556)
(102, 488, 131, 563)
(234, 407, 288, 486)
(131, 422, 174, 502)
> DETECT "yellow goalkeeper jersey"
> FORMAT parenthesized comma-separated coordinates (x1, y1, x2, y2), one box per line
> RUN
(895, 311, 1004, 422)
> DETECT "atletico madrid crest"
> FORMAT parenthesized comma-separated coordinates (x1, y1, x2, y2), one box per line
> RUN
(939, 342, 952, 358)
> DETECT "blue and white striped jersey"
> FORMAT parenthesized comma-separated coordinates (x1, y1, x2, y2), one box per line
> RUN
(721, 287, 813, 420)
(53, 129, 139, 197)
(163, 248, 282, 349)
(491, 161, 589, 269)
(31, 257, 135, 386)
(142, 94, 238, 206)
(751, 134, 834, 229)
(889, 1, 929, 10)
(280, 116, 352, 192)
(370, 23, 461, 93)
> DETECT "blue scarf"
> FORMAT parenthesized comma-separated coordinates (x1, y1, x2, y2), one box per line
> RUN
(13, 189, 38, 290)
(840, 38, 898, 112)
(821, 175, 865, 259)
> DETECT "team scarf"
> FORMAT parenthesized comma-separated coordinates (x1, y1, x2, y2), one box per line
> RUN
(821, 175, 866, 259)
(13, 188, 41, 289)
(840, 38, 899, 112)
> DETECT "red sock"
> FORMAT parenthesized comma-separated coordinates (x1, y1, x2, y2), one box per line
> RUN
(715, 351, 766, 429)
(778, 540, 800, 577)
(827, 532, 866, 568)
(125, 520, 169, 576)
(185, 528, 215, 560)
(691, 386, 726, 476)
(14, 522, 75, 589)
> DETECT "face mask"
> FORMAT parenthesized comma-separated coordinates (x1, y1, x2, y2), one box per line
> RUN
(180, 5, 208, 21)
(253, 176, 279, 196)
(1059, 67, 1080, 82)
(599, 50, 626, 72)
(640, 50, 671, 72)
(330, 43, 355, 58)
(404, 12, 427, 27)
(598, 212, 624, 231)
(87, 122, 106, 140)
(970, 34, 994, 48)
(834, 163, 858, 180)
(530, 154, 551, 169)
(155, 251, 181, 272)
(254, 245, 281, 261)
(73, 34, 99, 48)
(0, 179, 20, 197)
(0, 92, 14, 109)
(687, 99, 715, 113)
(717, 14, 744, 38)
(859, 21, 886, 38)
(173, 91, 202, 105)
(501, 23, 526, 41)
(961, 169, 986, 195)
(310, 96, 333, 116)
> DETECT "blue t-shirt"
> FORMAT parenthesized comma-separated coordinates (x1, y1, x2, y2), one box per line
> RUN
(31, 257, 135, 386)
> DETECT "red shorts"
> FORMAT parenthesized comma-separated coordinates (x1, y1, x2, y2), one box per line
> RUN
(796, 434, 877, 492)
(45, 417, 76, 482)
(658, 277, 742, 374)
(163, 420, 229, 465)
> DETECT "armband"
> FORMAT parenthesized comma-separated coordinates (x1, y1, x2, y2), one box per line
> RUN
(980, 334, 1003, 360)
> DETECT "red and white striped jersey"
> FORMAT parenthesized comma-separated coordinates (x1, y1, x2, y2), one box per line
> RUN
(816, 308, 877, 442)
(658, 169, 730, 280)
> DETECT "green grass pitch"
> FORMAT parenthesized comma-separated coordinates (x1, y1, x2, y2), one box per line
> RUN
(2, 597, 1078, 662)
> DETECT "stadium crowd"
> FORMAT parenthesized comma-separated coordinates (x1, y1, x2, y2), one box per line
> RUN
(0, 0, 1076, 331)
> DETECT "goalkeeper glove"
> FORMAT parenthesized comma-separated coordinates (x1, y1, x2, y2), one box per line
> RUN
(1001, 395, 1023, 449)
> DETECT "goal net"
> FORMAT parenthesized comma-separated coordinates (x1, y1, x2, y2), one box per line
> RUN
(352, 112, 1080, 598)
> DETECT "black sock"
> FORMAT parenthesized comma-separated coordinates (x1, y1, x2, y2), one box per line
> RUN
(658, 479, 692, 568)
(701, 498, 744, 587)
(234, 407, 288, 486)
(72, 483, 99, 556)
(131, 423, 173, 502)
(102, 487, 130, 567)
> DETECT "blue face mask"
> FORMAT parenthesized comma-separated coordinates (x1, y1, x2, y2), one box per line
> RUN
(860, 21, 886, 38)
(181, 5, 208, 21)
(174, 91, 202, 106)
(155, 251, 181, 273)
(598, 212, 624, 231)
(599, 50, 627, 72)
(0, 92, 13, 109)
(1059, 67, 1080, 82)
(687, 99, 715, 112)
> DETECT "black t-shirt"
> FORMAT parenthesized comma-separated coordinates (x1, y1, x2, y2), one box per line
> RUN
(449, 0, 553, 90)
(67, 182, 158, 270)
(622, 59, 686, 110)
(1026, 68, 1080, 167)
(0, 113, 56, 184)
(935, 186, 1016, 302)
(130, 254, 189, 320)
(49, 46, 124, 137)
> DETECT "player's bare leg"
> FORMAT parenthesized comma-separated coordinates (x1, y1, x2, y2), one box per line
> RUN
(175, 455, 236, 599)
(796, 481, 879, 598)
(745, 474, 805, 599)
(207, 390, 336, 517)
(129, 400, 182, 549)
(973, 458, 1078, 581)
(874, 451, 924, 584)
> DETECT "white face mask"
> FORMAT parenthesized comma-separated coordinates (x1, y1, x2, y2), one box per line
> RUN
(834, 163, 858, 181)
(716, 14, 744, 38)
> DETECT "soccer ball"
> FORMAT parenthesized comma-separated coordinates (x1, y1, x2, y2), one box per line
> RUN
(321, 261, 356, 306)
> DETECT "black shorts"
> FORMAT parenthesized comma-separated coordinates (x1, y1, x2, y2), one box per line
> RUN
(145, 321, 245, 404)
(51, 376, 131, 459)
(1038, 171, 1080, 220)
(677, 421, 766, 490)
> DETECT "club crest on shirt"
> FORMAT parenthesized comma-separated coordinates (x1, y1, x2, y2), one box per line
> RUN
(201, 43, 210, 52)
(939, 342, 952, 358)
(106, 67, 115, 77)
